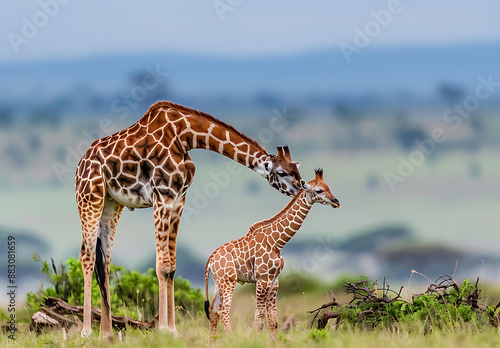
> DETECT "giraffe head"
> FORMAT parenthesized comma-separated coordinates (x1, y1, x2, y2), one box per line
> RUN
(302, 169, 340, 208)
(254, 145, 303, 197)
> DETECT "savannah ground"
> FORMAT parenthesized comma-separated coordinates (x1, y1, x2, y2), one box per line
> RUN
(3, 322, 500, 348)
(3, 285, 500, 348)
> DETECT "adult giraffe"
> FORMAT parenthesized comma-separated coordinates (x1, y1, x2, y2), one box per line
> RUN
(75, 101, 303, 338)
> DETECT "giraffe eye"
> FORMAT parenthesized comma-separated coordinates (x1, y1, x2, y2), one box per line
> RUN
(315, 189, 323, 194)
(277, 171, 287, 177)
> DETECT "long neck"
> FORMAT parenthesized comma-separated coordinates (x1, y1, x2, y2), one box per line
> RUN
(162, 105, 269, 170)
(268, 190, 313, 252)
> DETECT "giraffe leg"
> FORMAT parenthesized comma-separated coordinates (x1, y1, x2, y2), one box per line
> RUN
(96, 196, 124, 340)
(76, 170, 105, 337)
(79, 224, 100, 338)
(154, 157, 195, 336)
(153, 195, 173, 333)
(254, 277, 271, 332)
(164, 197, 185, 336)
(165, 159, 195, 335)
(208, 255, 237, 344)
(218, 278, 236, 335)
(208, 289, 221, 343)
(266, 279, 279, 341)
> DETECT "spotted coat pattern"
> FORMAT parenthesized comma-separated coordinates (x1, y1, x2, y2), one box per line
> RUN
(204, 169, 340, 341)
(75, 101, 303, 338)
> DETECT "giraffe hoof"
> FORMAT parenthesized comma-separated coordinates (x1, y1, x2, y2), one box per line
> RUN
(81, 328, 92, 338)
(169, 327, 179, 338)
(102, 331, 114, 341)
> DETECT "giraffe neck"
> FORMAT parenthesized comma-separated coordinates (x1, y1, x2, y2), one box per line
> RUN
(149, 102, 269, 171)
(267, 190, 312, 252)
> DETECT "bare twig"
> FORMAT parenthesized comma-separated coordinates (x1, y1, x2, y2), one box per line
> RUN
(310, 274, 491, 331)
(317, 312, 339, 330)
(32, 297, 155, 331)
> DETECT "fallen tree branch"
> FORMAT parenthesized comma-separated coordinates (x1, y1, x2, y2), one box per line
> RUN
(310, 275, 492, 331)
(31, 311, 60, 329)
(317, 312, 339, 330)
(307, 292, 339, 327)
(31, 297, 155, 332)
(345, 279, 403, 305)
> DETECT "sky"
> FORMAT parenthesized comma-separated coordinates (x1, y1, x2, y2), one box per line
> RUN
(1, 0, 500, 63)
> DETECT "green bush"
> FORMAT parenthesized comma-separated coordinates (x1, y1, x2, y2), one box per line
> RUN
(276, 272, 324, 295)
(28, 256, 204, 321)
(308, 327, 328, 342)
(313, 278, 493, 332)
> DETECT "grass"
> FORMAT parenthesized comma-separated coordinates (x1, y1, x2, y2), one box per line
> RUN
(5, 270, 500, 347)
(3, 314, 500, 348)
(4, 288, 500, 348)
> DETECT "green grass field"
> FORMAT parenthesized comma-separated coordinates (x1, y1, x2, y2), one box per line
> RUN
(3, 312, 500, 348)
(4, 285, 500, 348)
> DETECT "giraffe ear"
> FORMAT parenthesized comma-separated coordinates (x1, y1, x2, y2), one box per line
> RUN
(254, 161, 273, 176)
(294, 161, 301, 168)
(264, 162, 273, 172)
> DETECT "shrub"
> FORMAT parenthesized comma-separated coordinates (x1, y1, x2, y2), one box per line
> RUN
(308, 327, 328, 342)
(28, 256, 204, 321)
(311, 277, 494, 332)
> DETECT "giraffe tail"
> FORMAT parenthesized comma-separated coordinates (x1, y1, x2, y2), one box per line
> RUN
(204, 301, 210, 321)
(95, 237, 109, 309)
(204, 254, 214, 320)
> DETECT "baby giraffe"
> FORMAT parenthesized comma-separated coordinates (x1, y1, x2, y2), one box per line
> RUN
(204, 169, 340, 341)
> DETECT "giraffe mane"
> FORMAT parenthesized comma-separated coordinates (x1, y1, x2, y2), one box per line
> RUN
(248, 190, 305, 233)
(145, 101, 268, 154)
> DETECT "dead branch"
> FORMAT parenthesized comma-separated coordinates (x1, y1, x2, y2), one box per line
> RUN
(31, 311, 60, 330)
(427, 276, 483, 311)
(308, 300, 340, 327)
(344, 280, 403, 304)
(40, 307, 76, 326)
(317, 312, 339, 330)
(307, 300, 339, 314)
(48, 297, 155, 329)
(428, 275, 459, 294)
(310, 274, 495, 332)
(31, 297, 155, 332)
(468, 277, 480, 309)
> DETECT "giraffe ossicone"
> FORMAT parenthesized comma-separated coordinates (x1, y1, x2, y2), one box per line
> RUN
(75, 101, 303, 339)
(204, 168, 340, 342)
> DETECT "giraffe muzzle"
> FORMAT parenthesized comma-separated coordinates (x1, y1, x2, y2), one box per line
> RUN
(330, 198, 341, 208)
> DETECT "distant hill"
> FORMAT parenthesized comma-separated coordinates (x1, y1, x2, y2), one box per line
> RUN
(0, 228, 49, 298)
(282, 225, 500, 284)
(0, 228, 50, 260)
(2, 42, 500, 114)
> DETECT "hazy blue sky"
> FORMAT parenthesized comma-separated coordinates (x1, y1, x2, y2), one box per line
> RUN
(1, 0, 499, 62)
